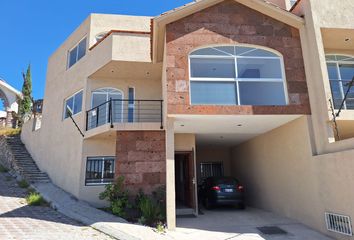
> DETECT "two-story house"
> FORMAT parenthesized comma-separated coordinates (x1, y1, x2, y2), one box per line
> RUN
(21, 0, 354, 238)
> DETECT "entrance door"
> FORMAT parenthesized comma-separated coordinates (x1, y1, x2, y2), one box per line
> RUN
(175, 152, 196, 211)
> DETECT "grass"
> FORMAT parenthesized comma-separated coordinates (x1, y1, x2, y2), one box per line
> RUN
(26, 192, 46, 206)
(0, 164, 8, 173)
(18, 179, 29, 188)
(0, 128, 21, 136)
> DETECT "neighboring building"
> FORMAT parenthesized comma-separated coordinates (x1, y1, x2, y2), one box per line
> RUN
(21, 0, 354, 238)
(0, 78, 22, 128)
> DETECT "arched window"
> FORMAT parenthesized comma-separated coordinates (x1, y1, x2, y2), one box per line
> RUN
(189, 45, 287, 106)
(89, 88, 123, 128)
(326, 55, 354, 109)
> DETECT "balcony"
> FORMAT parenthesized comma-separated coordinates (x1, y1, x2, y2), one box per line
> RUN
(85, 99, 163, 134)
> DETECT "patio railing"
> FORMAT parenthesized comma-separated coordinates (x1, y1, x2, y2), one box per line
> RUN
(86, 99, 163, 131)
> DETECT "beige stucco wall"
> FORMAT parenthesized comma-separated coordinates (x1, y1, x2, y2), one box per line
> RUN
(79, 136, 116, 206)
(231, 116, 354, 239)
(21, 14, 157, 200)
(196, 146, 232, 183)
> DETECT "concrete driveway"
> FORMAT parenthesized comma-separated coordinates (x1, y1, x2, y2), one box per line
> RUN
(167, 207, 333, 240)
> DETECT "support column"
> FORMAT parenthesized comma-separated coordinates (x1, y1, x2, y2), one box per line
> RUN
(5, 111, 14, 128)
(165, 117, 176, 230)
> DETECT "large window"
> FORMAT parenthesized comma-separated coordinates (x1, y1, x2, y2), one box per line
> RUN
(189, 45, 287, 106)
(63, 90, 83, 119)
(68, 37, 87, 68)
(326, 55, 354, 109)
(85, 157, 115, 185)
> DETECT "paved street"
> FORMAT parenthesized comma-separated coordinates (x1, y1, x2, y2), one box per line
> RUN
(0, 172, 114, 240)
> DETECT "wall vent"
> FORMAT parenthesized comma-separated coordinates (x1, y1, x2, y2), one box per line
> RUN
(325, 212, 353, 236)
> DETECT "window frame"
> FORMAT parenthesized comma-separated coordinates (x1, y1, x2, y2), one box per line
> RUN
(89, 87, 124, 126)
(326, 54, 354, 110)
(85, 156, 116, 186)
(200, 162, 224, 181)
(63, 90, 83, 120)
(188, 45, 289, 106)
(67, 36, 87, 69)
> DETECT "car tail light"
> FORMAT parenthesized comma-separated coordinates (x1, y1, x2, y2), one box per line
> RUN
(236, 185, 244, 192)
(211, 186, 221, 191)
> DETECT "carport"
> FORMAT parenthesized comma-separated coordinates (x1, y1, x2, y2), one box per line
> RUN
(171, 115, 331, 239)
(174, 114, 301, 215)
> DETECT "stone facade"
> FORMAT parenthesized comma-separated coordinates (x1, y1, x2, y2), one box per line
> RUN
(166, 0, 310, 115)
(116, 131, 166, 194)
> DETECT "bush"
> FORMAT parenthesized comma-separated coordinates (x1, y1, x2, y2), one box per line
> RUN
(137, 186, 166, 227)
(0, 164, 8, 173)
(18, 179, 29, 188)
(0, 128, 21, 136)
(26, 192, 45, 206)
(99, 176, 130, 218)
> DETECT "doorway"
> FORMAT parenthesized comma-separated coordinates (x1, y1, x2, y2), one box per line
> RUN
(175, 152, 196, 213)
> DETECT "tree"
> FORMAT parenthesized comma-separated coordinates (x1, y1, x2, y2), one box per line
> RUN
(18, 64, 33, 125)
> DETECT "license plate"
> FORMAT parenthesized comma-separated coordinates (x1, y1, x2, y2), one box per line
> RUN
(224, 188, 233, 193)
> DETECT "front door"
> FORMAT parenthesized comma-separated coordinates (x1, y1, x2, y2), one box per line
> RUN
(175, 152, 196, 211)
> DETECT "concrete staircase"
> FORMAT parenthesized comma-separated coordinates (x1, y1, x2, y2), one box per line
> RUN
(5, 135, 50, 183)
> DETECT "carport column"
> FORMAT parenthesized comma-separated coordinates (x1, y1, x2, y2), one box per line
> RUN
(165, 117, 176, 230)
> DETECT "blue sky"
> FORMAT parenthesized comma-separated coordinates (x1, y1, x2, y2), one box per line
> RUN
(0, 0, 191, 100)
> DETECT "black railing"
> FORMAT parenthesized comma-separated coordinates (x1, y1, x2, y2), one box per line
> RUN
(86, 99, 163, 131)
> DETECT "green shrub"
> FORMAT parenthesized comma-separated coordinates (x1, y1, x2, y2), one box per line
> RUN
(99, 176, 130, 218)
(26, 192, 45, 206)
(0, 128, 21, 136)
(0, 164, 8, 173)
(156, 222, 165, 233)
(137, 186, 166, 227)
(18, 179, 29, 188)
(138, 196, 162, 226)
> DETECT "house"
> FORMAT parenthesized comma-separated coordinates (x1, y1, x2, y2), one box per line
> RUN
(21, 0, 354, 238)
(0, 78, 22, 128)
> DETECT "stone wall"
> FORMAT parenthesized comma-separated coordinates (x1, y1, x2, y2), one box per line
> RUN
(116, 131, 166, 194)
(0, 136, 19, 173)
(166, 0, 310, 115)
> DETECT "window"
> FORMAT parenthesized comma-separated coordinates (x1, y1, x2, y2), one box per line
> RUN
(88, 88, 123, 129)
(68, 37, 87, 68)
(326, 55, 354, 109)
(128, 87, 135, 122)
(85, 157, 115, 185)
(290, 0, 297, 6)
(189, 45, 287, 106)
(64, 91, 83, 119)
(200, 162, 224, 180)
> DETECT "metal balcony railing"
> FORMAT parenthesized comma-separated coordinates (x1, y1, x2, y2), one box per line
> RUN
(86, 99, 163, 131)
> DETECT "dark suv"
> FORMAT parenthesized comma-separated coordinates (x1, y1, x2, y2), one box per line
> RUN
(199, 177, 245, 209)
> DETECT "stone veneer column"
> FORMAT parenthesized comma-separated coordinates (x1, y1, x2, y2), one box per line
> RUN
(115, 131, 166, 195)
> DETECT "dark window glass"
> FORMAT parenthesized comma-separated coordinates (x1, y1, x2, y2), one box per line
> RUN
(128, 88, 135, 122)
(85, 157, 115, 185)
(68, 38, 87, 69)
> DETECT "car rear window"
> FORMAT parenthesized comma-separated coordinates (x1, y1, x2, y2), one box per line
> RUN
(215, 177, 238, 185)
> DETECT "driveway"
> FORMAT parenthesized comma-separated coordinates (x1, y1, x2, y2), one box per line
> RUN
(0, 171, 114, 240)
(168, 207, 333, 240)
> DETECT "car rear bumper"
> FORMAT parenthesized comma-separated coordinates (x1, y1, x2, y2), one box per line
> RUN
(215, 198, 243, 205)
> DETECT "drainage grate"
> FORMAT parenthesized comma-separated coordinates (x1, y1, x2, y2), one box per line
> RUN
(325, 212, 353, 236)
(257, 226, 287, 235)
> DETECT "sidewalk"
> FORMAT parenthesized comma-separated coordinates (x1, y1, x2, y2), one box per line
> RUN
(33, 182, 168, 240)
